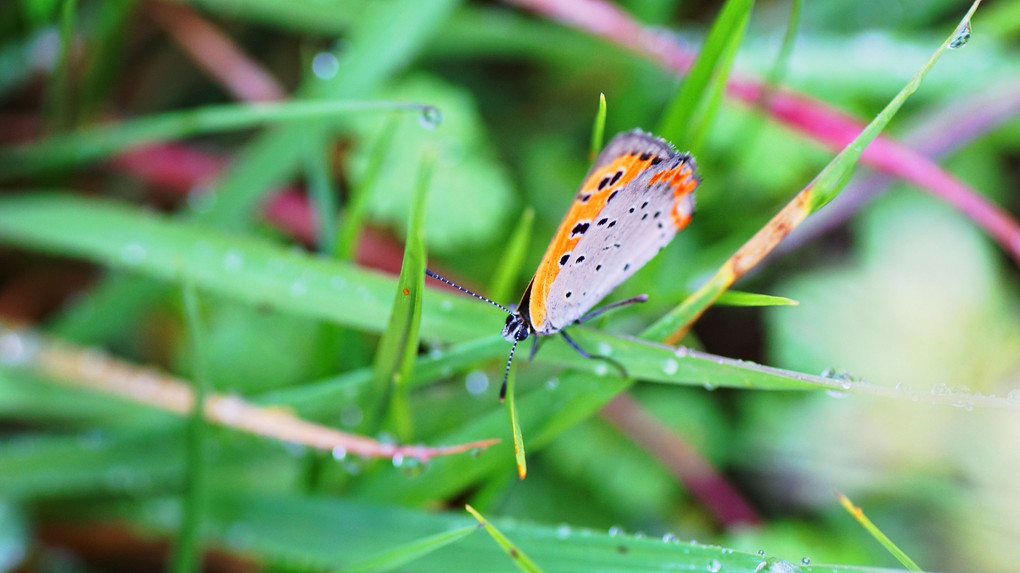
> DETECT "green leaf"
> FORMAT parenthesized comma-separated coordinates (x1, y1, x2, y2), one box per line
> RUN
(590, 92, 607, 160)
(837, 492, 923, 572)
(487, 207, 535, 304)
(170, 280, 211, 573)
(465, 505, 542, 573)
(0, 100, 435, 180)
(504, 360, 526, 480)
(347, 525, 479, 573)
(656, 0, 755, 152)
(715, 290, 799, 307)
(367, 155, 433, 439)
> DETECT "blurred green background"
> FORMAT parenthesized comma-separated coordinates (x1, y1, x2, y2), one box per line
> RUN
(0, 0, 1018, 571)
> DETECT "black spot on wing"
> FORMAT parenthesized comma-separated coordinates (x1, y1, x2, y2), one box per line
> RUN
(610, 170, 623, 185)
(607, 190, 618, 203)
(571, 222, 589, 237)
(559, 253, 570, 266)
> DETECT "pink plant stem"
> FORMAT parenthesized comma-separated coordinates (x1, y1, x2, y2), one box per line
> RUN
(504, 0, 1020, 266)
(601, 393, 760, 527)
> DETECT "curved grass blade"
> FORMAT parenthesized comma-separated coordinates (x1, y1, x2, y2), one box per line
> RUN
(645, 0, 985, 344)
(336, 114, 402, 260)
(487, 207, 535, 304)
(367, 154, 433, 439)
(503, 360, 526, 480)
(715, 290, 798, 307)
(465, 505, 542, 573)
(304, 133, 338, 255)
(589, 92, 607, 160)
(170, 279, 211, 573)
(0, 100, 437, 180)
(346, 525, 479, 573)
(836, 491, 923, 572)
(656, 0, 754, 152)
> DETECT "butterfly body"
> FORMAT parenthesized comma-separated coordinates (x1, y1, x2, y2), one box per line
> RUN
(505, 129, 698, 342)
(428, 129, 699, 398)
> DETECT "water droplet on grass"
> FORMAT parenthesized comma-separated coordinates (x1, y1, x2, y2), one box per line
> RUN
(311, 52, 340, 79)
(608, 526, 624, 536)
(594, 363, 608, 376)
(949, 21, 971, 49)
(708, 559, 721, 572)
(663, 358, 679, 375)
(419, 106, 442, 129)
(662, 533, 677, 543)
(120, 243, 147, 265)
(465, 370, 489, 395)
(289, 280, 308, 297)
(801, 557, 811, 565)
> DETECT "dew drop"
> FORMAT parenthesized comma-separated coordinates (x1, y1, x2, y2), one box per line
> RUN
(949, 21, 971, 49)
(594, 363, 608, 376)
(340, 405, 363, 427)
(311, 52, 340, 79)
(289, 280, 308, 297)
(120, 242, 147, 265)
(419, 106, 443, 130)
(608, 525, 624, 536)
(557, 524, 572, 538)
(0, 330, 35, 367)
(662, 533, 678, 543)
(331, 446, 347, 461)
(662, 358, 679, 375)
(223, 249, 244, 272)
(545, 377, 559, 390)
(931, 383, 950, 396)
(708, 559, 721, 572)
(597, 342, 613, 356)
(465, 370, 489, 395)
(758, 550, 766, 557)
(702, 382, 716, 391)
(1007, 389, 1020, 401)
(801, 557, 811, 565)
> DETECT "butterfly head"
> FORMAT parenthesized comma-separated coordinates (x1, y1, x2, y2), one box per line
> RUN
(502, 313, 531, 343)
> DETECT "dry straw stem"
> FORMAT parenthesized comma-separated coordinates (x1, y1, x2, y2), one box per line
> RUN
(0, 323, 497, 462)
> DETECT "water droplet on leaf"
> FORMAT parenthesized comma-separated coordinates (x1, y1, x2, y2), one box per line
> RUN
(949, 21, 971, 49)
(419, 106, 442, 129)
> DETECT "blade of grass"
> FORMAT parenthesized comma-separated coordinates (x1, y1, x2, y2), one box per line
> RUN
(346, 525, 479, 573)
(656, 0, 754, 152)
(645, 0, 985, 344)
(304, 134, 338, 255)
(836, 491, 923, 572)
(487, 207, 535, 304)
(44, 0, 77, 131)
(464, 505, 542, 573)
(504, 360, 526, 480)
(589, 92, 607, 160)
(336, 114, 402, 260)
(0, 100, 437, 180)
(715, 290, 798, 307)
(6, 195, 1016, 406)
(366, 154, 433, 439)
(170, 279, 211, 573)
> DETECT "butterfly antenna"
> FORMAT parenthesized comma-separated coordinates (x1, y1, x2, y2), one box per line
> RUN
(500, 340, 518, 402)
(425, 269, 513, 315)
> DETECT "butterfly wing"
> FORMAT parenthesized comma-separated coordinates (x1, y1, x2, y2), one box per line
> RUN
(522, 129, 700, 335)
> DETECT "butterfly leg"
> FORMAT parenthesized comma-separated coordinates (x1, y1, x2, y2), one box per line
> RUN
(560, 330, 629, 378)
(576, 294, 648, 325)
(528, 334, 542, 361)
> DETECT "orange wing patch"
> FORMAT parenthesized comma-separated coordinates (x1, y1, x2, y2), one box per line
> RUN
(661, 163, 698, 229)
(526, 153, 655, 331)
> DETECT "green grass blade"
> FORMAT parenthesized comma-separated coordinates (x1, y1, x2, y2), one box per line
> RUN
(0, 100, 436, 180)
(836, 492, 923, 571)
(367, 155, 433, 439)
(645, 0, 984, 343)
(336, 114, 402, 260)
(44, 0, 77, 130)
(465, 505, 542, 573)
(487, 207, 535, 304)
(715, 290, 799, 307)
(0, 194, 873, 393)
(590, 92, 607, 159)
(304, 134, 338, 255)
(656, 0, 755, 149)
(504, 360, 526, 480)
(170, 280, 211, 573)
(346, 525, 478, 573)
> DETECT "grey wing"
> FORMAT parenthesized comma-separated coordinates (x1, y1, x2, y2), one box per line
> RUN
(544, 150, 696, 328)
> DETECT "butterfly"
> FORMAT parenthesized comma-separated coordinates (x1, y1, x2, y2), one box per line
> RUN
(427, 129, 700, 399)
